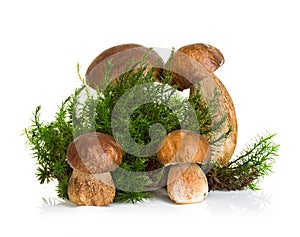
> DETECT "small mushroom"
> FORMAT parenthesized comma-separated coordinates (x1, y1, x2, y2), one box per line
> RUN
(85, 43, 164, 89)
(157, 130, 210, 204)
(66, 132, 123, 206)
(169, 43, 238, 164)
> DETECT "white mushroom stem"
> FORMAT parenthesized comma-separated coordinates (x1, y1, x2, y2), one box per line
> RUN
(167, 163, 208, 204)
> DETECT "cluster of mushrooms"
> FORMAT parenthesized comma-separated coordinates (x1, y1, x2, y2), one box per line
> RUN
(66, 43, 238, 206)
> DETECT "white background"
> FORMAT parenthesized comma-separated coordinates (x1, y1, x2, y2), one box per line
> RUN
(1, 0, 299, 236)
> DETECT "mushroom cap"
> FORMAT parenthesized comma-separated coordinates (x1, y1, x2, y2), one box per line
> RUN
(177, 43, 224, 73)
(156, 130, 211, 166)
(167, 163, 208, 204)
(85, 43, 164, 89)
(169, 43, 224, 90)
(66, 132, 123, 174)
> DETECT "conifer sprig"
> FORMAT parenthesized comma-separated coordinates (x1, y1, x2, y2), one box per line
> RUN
(205, 133, 279, 191)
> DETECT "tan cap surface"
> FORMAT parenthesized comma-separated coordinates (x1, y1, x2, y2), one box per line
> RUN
(157, 130, 211, 165)
(85, 43, 164, 89)
(170, 43, 224, 90)
(66, 132, 123, 174)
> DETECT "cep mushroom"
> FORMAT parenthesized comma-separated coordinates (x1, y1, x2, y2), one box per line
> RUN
(66, 132, 123, 206)
(157, 130, 210, 204)
(169, 43, 238, 164)
(85, 43, 164, 89)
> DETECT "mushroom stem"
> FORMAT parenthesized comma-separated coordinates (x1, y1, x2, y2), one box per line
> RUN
(68, 170, 115, 206)
(189, 86, 198, 98)
(167, 163, 208, 204)
(170, 43, 238, 164)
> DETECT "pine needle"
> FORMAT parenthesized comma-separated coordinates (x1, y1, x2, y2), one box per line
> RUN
(205, 133, 279, 191)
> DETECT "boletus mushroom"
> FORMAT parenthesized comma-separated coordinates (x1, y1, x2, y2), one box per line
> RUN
(85, 43, 164, 89)
(157, 130, 210, 204)
(66, 132, 123, 206)
(169, 43, 237, 164)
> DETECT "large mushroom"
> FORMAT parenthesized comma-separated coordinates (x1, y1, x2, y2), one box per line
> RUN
(169, 43, 237, 164)
(157, 130, 210, 204)
(85, 43, 164, 89)
(66, 132, 123, 206)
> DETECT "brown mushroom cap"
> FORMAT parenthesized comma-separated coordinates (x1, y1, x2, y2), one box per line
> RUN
(177, 43, 224, 73)
(156, 130, 211, 166)
(66, 132, 123, 174)
(85, 43, 164, 89)
(170, 43, 224, 90)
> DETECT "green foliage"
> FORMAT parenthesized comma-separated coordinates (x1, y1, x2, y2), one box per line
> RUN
(205, 133, 279, 191)
(24, 50, 278, 204)
(113, 190, 152, 204)
(73, 58, 226, 202)
(24, 93, 79, 199)
(56, 176, 70, 199)
(25, 55, 223, 202)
